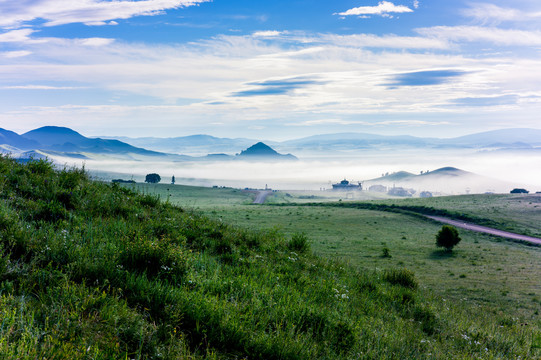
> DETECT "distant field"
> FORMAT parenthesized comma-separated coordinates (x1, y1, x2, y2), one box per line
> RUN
(129, 182, 254, 208)
(132, 183, 541, 322)
(373, 193, 541, 238)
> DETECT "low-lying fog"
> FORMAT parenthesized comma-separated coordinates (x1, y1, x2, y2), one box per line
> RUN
(55, 148, 541, 195)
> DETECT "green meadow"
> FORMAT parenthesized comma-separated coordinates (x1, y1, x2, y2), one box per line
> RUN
(1, 160, 540, 359)
(141, 183, 541, 326)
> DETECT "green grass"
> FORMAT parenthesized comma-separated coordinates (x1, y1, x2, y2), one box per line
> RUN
(199, 203, 541, 319)
(1, 156, 540, 359)
(374, 194, 541, 238)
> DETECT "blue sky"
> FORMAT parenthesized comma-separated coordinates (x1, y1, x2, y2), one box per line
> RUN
(1, 0, 541, 139)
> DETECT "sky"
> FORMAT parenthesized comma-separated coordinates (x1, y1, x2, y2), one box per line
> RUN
(1, 0, 541, 140)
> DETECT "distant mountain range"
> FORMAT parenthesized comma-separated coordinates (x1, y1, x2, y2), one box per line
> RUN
(1, 125, 536, 193)
(103, 128, 541, 156)
(101, 134, 258, 157)
(2, 125, 540, 165)
(1, 126, 168, 160)
(0, 126, 296, 162)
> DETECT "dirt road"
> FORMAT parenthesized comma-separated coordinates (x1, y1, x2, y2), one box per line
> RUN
(425, 215, 541, 245)
(242, 190, 273, 204)
(253, 190, 273, 204)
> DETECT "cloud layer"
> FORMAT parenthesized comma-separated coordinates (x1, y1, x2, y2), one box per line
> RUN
(0, 0, 209, 28)
(1, 1, 541, 139)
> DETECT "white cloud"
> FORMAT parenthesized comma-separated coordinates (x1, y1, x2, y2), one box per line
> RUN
(0, 0, 210, 28)
(2, 50, 32, 58)
(2, 29, 541, 137)
(413, 1, 419, 9)
(1, 85, 84, 90)
(78, 37, 115, 47)
(416, 26, 541, 46)
(320, 33, 448, 49)
(462, 3, 541, 24)
(0, 29, 35, 43)
(253, 30, 283, 37)
(337, 1, 413, 17)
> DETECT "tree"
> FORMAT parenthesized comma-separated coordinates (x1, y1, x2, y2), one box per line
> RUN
(171, 175, 175, 184)
(435, 225, 461, 251)
(510, 188, 529, 194)
(145, 173, 161, 184)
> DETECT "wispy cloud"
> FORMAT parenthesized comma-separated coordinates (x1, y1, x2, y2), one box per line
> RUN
(450, 95, 519, 107)
(0, 0, 210, 28)
(2, 51, 32, 58)
(386, 70, 468, 87)
(416, 26, 541, 46)
(461, 3, 541, 24)
(0, 29, 47, 43)
(2, 26, 541, 135)
(232, 76, 325, 97)
(1, 85, 85, 90)
(337, 1, 413, 17)
(287, 119, 450, 127)
(320, 33, 448, 49)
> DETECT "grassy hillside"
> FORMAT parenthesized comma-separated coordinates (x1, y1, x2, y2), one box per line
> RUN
(1, 156, 540, 359)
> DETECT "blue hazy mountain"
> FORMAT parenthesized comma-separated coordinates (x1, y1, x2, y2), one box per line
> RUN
(98, 128, 541, 156)
(105, 134, 259, 156)
(2, 126, 540, 163)
(447, 128, 541, 147)
(281, 128, 541, 151)
(21, 126, 168, 156)
(237, 142, 297, 161)
(0, 128, 41, 150)
(282, 132, 431, 149)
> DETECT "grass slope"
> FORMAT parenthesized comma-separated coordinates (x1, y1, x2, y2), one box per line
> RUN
(1, 156, 540, 359)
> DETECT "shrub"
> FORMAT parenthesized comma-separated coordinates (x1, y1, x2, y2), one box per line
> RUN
(435, 225, 461, 251)
(412, 305, 437, 334)
(287, 232, 310, 252)
(381, 244, 391, 258)
(383, 268, 418, 289)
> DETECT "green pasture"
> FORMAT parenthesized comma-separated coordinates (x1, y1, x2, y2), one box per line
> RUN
(135, 183, 541, 322)
(373, 193, 541, 238)
(206, 204, 541, 319)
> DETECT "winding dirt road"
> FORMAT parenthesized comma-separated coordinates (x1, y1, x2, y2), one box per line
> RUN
(242, 190, 273, 204)
(425, 215, 541, 245)
(252, 190, 273, 204)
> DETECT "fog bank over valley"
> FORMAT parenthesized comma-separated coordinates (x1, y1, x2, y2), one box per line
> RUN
(80, 149, 538, 194)
(3, 126, 540, 194)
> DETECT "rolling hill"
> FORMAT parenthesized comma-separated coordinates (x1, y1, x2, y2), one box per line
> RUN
(364, 167, 519, 195)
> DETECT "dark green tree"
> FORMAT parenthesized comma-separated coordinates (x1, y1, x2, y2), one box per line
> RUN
(145, 173, 161, 184)
(436, 225, 461, 251)
(171, 175, 175, 184)
(510, 188, 528, 194)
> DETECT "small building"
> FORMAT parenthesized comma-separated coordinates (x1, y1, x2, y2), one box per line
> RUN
(332, 179, 362, 190)
(369, 184, 387, 193)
